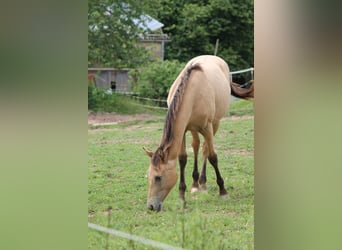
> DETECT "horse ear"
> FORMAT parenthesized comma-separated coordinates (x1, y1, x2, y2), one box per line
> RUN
(153, 147, 168, 163)
(143, 147, 153, 158)
(161, 149, 168, 163)
(157, 148, 165, 160)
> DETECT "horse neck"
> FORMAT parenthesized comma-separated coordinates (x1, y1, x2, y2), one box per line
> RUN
(160, 63, 200, 162)
(161, 106, 189, 162)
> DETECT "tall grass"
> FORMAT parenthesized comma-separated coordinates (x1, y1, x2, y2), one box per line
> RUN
(89, 83, 253, 118)
(88, 85, 165, 115)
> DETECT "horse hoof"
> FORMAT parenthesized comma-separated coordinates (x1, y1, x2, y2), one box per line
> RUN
(220, 193, 228, 199)
(190, 187, 199, 193)
(200, 184, 207, 191)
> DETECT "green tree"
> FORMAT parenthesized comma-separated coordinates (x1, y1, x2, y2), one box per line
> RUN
(129, 60, 185, 99)
(156, 0, 253, 70)
(88, 0, 161, 68)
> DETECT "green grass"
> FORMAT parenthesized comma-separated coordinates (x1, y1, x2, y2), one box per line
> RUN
(228, 99, 254, 116)
(89, 88, 254, 117)
(88, 100, 254, 249)
(89, 90, 167, 116)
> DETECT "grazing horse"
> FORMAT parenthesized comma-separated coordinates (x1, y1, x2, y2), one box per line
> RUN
(144, 55, 254, 211)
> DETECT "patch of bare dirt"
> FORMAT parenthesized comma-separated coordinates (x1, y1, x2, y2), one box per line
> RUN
(225, 115, 254, 121)
(88, 112, 253, 126)
(88, 111, 158, 126)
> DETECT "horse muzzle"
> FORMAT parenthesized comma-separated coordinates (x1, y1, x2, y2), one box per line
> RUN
(147, 202, 162, 212)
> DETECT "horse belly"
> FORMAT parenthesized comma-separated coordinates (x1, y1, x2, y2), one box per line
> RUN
(187, 97, 216, 131)
(206, 69, 230, 120)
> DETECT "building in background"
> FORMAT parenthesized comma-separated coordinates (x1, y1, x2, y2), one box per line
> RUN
(136, 14, 170, 60)
(88, 68, 131, 92)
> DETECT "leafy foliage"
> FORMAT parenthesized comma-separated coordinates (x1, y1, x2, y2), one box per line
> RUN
(88, 85, 167, 114)
(88, 0, 161, 68)
(88, 0, 254, 104)
(156, 0, 254, 70)
(88, 0, 253, 70)
(129, 60, 185, 99)
(88, 84, 98, 110)
(88, 87, 135, 114)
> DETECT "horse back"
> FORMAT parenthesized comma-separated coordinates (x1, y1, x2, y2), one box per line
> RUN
(168, 55, 231, 130)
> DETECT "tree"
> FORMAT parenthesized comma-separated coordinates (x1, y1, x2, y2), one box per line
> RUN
(88, 0, 161, 68)
(155, 0, 254, 70)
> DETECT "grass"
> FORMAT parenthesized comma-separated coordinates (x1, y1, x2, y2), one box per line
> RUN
(88, 99, 254, 249)
(89, 89, 254, 117)
(88, 89, 167, 116)
(228, 98, 254, 116)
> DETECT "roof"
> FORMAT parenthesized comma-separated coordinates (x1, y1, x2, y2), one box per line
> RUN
(134, 14, 164, 31)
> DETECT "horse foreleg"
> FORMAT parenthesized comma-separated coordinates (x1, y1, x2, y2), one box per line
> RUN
(190, 131, 200, 193)
(178, 135, 187, 206)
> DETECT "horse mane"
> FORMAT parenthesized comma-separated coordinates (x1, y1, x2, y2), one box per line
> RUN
(153, 63, 202, 165)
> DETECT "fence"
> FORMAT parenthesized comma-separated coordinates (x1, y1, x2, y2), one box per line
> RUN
(113, 67, 254, 110)
(88, 223, 183, 250)
(230, 67, 254, 82)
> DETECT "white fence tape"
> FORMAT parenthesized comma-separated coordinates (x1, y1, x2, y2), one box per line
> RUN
(229, 67, 254, 81)
(88, 223, 183, 250)
(131, 95, 167, 103)
(111, 67, 254, 109)
(230, 67, 254, 75)
(130, 102, 168, 110)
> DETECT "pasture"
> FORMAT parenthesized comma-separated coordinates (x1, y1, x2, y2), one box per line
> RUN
(88, 100, 254, 249)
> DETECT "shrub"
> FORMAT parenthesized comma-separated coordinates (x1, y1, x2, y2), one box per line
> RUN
(88, 84, 98, 110)
(129, 60, 185, 100)
(88, 85, 161, 114)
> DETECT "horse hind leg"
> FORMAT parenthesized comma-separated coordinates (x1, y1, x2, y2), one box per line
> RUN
(208, 153, 228, 197)
(190, 131, 200, 193)
(201, 123, 228, 197)
(199, 141, 208, 191)
(178, 135, 187, 206)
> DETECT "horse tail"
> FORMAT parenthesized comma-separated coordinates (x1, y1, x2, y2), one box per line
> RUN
(230, 80, 254, 100)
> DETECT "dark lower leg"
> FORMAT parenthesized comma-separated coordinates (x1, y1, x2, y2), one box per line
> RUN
(191, 131, 200, 190)
(199, 142, 208, 190)
(178, 154, 187, 202)
(208, 153, 227, 196)
(191, 159, 199, 189)
(199, 160, 207, 190)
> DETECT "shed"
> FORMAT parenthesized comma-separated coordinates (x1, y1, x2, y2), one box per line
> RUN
(88, 68, 131, 92)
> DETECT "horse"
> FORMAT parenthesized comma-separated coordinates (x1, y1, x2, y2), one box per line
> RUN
(143, 55, 254, 211)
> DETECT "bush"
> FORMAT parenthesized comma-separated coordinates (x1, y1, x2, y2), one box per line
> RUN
(88, 81, 121, 112)
(129, 60, 185, 100)
(88, 85, 163, 114)
(88, 84, 98, 110)
(88, 85, 116, 112)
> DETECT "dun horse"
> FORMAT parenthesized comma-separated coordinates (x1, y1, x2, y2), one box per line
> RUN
(144, 55, 254, 211)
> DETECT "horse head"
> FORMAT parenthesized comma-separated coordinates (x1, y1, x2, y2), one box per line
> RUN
(143, 147, 178, 211)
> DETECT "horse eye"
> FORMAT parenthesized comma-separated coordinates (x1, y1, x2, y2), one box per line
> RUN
(155, 176, 162, 182)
